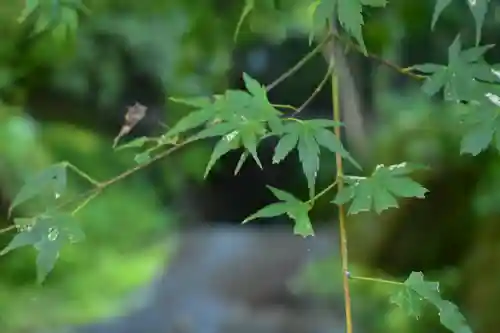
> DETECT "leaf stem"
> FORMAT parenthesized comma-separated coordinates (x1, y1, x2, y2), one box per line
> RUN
(0, 225, 15, 234)
(265, 23, 426, 96)
(307, 179, 337, 205)
(272, 103, 298, 111)
(266, 33, 332, 92)
(293, 63, 334, 116)
(63, 138, 191, 211)
(349, 275, 403, 286)
(97, 138, 193, 189)
(71, 190, 101, 216)
(66, 162, 100, 186)
(330, 30, 425, 81)
(329, 34, 353, 333)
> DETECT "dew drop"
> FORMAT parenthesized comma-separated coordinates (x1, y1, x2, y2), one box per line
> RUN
(224, 130, 239, 142)
(47, 227, 59, 241)
(17, 224, 33, 232)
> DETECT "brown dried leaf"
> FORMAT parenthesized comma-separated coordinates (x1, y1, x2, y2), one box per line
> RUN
(113, 102, 147, 148)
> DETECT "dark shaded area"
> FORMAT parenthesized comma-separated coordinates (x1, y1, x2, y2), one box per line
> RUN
(371, 155, 483, 275)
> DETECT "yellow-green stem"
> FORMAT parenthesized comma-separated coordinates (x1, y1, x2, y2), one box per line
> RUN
(330, 51, 353, 333)
(350, 275, 403, 286)
(71, 190, 101, 216)
(307, 180, 337, 205)
(66, 162, 100, 186)
(0, 225, 15, 234)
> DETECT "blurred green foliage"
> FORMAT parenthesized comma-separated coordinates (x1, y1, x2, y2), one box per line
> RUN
(0, 103, 177, 330)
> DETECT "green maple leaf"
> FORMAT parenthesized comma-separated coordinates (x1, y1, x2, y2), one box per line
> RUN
(413, 36, 496, 101)
(308, 0, 387, 52)
(1, 214, 85, 283)
(431, 0, 453, 30)
(390, 272, 440, 320)
(170, 73, 283, 176)
(52, 6, 79, 42)
(466, 0, 491, 45)
(203, 130, 241, 178)
(18, 0, 84, 41)
(169, 73, 280, 140)
(272, 119, 358, 199)
(273, 121, 320, 199)
(307, 0, 334, 44)
(438, 301, 473, 333)
(337, 0, 366, 52)
(9, 163, 67, 217)
(242, 72, 268, 103)
(444, 37, 496, 101)
(459, 92, 500, 156)
(18, 0, 39, 23)
(297, 126, 320, 199)
(134, 151, 151, 164)
(333, 162, 428, 214)
(234, 151, 250, 175)
(234, 0, 254, 42)
(241, 72, 284, 134)
(432, 0, 490, 45)
(273, 131, 299, 163)
(390, 272, 472, 333)
(240, 124, 264, 169)
(243, 186, 314, 237)
(404, 272, 442, 303)
(114, 137, 150, 151)
(167, 96, 217, 138)
(289, 206, 315, 237)
(412, 62, 448, 96)
(389, 285, 425, 319)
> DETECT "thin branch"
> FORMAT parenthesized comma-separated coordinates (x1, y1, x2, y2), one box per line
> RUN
(98, 139, 193, 189)
(266, 33, 332, 92)
(329, 32, 354, 333)
(66, 162, 100, 186)
(307, 179, 337, 205)
(350, 275, 403, 286)
(0, 225, 15, 234)
(293, 64, 334, 116)
(330, 29, 425, 81)
(272, 103, 298, 112)
(71, 190, 101, 216)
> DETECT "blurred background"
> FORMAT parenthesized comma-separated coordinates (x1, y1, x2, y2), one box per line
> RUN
(1, 1, 500, 333)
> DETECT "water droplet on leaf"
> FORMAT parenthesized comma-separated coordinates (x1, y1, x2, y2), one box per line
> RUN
(47, 227, 59, 241)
